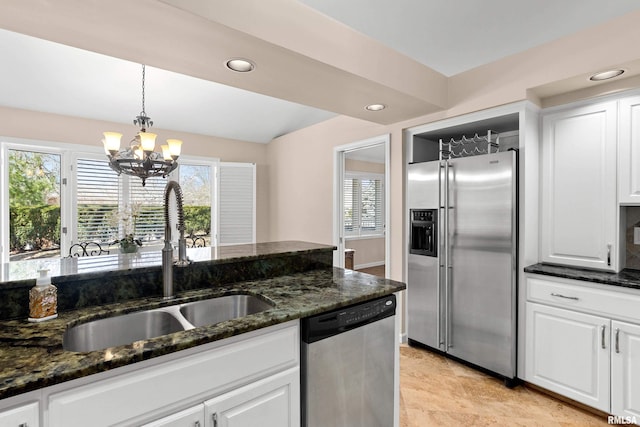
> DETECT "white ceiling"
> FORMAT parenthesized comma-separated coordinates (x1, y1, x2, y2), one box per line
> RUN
(300, 0, 640, 76)
(0, 28, 336, 144)
(1, 1, 640, 144)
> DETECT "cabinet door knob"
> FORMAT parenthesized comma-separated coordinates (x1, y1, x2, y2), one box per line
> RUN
(615, 328, 621, 354)
(212, 413, 218, 427)
(194, 422, 200, 427)
(601, 325, 606, 349)
(607, 244, 612, 266)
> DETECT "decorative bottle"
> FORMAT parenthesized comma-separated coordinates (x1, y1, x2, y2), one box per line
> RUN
(28, 269, 58, 322)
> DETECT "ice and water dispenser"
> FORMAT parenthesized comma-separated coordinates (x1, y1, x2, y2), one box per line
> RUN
(409, 209, 438, 257)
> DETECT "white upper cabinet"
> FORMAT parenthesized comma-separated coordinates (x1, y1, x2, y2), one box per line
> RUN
(540, 101, 618, 271)
(619, 96, 640, 204)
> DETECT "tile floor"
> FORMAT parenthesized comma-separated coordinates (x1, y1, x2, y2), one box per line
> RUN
(399, 345, 610, 426)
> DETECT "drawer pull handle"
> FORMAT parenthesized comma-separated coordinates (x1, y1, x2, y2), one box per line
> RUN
(615, 328, 620, 354)
(601, 325, 606, 349)
(607, 244, 612, 267)
(550, 293, 579, 301)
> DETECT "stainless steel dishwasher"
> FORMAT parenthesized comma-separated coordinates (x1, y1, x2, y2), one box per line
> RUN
(301, 294, 396, 427)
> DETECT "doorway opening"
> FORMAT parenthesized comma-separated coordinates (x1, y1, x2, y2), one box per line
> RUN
(333, 135, 390, 278)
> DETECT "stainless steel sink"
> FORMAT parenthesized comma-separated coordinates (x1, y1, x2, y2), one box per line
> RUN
(179, 295, 274, 327)
(63, 310, 186, 352)
(62, 294, 274, 352)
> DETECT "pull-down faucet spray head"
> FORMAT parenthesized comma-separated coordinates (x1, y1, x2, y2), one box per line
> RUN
(162, 180, 190, 299)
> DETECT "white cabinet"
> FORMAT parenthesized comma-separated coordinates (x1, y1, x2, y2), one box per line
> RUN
(540, 101, 618, 271)
(619, 96, 640, 204)
(611, 320, 640, 419)
(46, 321, 299, 427)
(525, 302, 610, 411)
(0, 402, 39, 427)
(526, 274, 640, 420)
(142, 404, 205, 427)
(205, 368, 299, 427)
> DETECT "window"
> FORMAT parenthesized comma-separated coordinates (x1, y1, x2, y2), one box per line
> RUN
(179, 163, 214, 248)
(1, 139, 254, 262)
(7, 148, 62, 260)
(74, 156, 166, 251)
(344, 173, 384, 237)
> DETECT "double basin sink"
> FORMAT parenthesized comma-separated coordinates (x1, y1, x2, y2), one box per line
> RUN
(62, 294, 274, 352)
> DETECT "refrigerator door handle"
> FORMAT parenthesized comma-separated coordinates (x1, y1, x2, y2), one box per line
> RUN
(443, 160, 453, 350)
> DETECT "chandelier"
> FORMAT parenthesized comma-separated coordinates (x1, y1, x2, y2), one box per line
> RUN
(102, 64, 182, 186)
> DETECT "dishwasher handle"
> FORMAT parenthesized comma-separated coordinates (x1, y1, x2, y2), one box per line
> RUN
(302, 295, 396, 344)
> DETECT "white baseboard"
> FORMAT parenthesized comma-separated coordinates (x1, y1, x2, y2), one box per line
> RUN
(354, 261, 385, 270)
(399, 332, 407, 344)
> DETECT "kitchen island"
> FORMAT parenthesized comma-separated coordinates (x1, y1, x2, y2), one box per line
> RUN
(0, 241, 405, 426)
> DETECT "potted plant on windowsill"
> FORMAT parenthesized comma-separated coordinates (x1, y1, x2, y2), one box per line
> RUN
(108, 203, 143, 254)
(114, 234, 142, 253)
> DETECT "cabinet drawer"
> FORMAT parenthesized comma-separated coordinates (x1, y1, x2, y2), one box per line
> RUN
(527, 275, 640, 323)
(0, 402, 39, 427)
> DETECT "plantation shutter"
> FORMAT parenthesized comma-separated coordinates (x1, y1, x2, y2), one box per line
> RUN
(218, 162, 255, 245)
(343, 178, 360, 237)
(344, 174, 384, 237)
(360, 178, 384, 235)
(76, 158, 119, 244)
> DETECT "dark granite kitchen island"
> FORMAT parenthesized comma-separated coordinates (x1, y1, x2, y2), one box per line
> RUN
(0, 241, 405, 400)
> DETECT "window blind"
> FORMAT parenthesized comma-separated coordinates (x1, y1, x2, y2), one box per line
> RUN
(344, 175, 384, 237)
(129, 177, 165, 244)
(218, 163, 255, 245)
(76, 158, 119, 244)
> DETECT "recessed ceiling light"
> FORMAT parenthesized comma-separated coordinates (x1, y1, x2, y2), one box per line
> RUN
(225, 58, 255, 73)
(365, 104, 386, 111)
(589, 69, 625, 81)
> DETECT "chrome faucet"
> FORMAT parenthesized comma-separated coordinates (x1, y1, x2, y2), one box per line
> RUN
(162, 180, 190, 299)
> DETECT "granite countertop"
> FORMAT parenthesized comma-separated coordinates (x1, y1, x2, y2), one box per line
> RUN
(0, 267, 405, 400)
(0, 241, 335, 286)
(524, 263, 640, 290)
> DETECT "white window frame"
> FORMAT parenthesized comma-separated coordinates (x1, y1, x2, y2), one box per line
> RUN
(1, 138, 74, 262)
(344, 171, 385, 239)
(177, 156, 219, 248)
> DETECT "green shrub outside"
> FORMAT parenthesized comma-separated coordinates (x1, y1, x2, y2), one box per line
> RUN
(9, 205, 60, 251)
(9, 205, 211, 252)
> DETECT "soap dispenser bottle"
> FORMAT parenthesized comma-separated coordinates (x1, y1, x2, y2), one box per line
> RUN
(28, 269, 58, 322)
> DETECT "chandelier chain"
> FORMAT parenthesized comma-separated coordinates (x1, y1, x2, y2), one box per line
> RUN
(141, 64, 146, 115)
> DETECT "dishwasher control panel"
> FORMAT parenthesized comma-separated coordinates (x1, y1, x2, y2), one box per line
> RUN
(301, 294, 396, 344)
(338, 297, 395, 327)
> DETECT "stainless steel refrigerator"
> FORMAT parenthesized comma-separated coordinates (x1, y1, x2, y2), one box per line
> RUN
(407, 150, 517, 382)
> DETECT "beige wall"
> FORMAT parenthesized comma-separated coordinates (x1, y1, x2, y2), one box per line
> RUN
(345, 238, 385, 269)
(1, 106, 271, 243)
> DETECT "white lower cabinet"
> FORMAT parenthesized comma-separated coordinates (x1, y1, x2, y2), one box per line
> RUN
(611, 320, 640, 420)
(205, 368, 299, 427)
(0, 402, 39, 427)
(526, 275, 640, 422)
(44, 321, 299, 427)
(142, 404, 205, 427)
(526, 302, 610, 411)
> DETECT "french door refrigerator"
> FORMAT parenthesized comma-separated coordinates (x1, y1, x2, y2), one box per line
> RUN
(407, 150, 517, 383)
